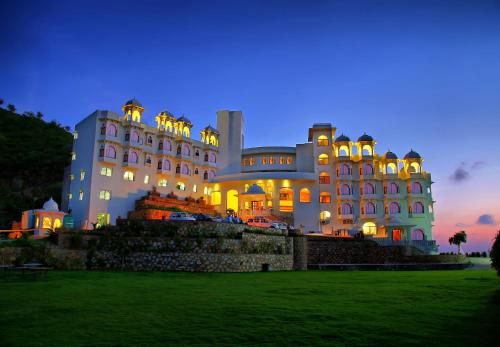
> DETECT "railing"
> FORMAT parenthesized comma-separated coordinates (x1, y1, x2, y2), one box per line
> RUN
(373, 238, 438, 254)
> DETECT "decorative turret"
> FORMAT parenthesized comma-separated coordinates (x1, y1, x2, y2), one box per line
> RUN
(175, 115, 193, 138)
(122, 98, 144, 123)
(334, 133, 351, 157)
(357, 132, 376, 156)
(403, 149, 423, 173)
(382, 150, 399, 174)
(200, 125, 219, 146)
(155, 110, 176, 132)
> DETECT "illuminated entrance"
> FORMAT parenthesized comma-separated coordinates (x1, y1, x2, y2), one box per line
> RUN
(226, 189, 238, 212)
(392, 229, 402, 241)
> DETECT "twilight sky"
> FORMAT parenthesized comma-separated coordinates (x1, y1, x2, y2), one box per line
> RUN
(1, 0, 499, 251)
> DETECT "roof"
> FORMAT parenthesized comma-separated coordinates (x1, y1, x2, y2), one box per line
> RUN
(242, 146, 296, 155)
(202, 125, 219, 133)
(124, 98, 142, 107)
(177, 115, 192, 124)
(335, 133, 350, 142)
(404, 149, 421, 159)
(358, 133, 374, 142)
(241, 184, 266, 195)
(42, 197, 59, 212)
(384, 151, 398, 160)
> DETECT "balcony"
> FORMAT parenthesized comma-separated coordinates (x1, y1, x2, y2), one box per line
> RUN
(122, 160, 139, 169)
(338, 194, 355, 200)
(156, 168, 171, 175)
(361, 213, 378, 219)
(98, 156, 117, 165)
(361, 193, 378, 199)
(337, 213, 354, 220)
(338, 174, 353, 180)
(98, 133, 120, 143)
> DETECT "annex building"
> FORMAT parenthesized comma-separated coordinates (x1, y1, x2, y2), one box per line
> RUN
(63, 99, 437, 253)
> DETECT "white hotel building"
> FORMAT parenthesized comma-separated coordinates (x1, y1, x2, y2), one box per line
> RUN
(64, 99, 437, 252)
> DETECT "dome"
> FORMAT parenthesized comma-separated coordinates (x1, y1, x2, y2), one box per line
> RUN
(358, 133, 373, 142)
(384, 151, 398, 160)
(159, 110, 175, 118)
(177, 115, 192, 124)
(203, 125, 219, 134)
(124, 98, 142, 107)
(335, 133, 350, 142)
(243, 184, 265, 195)
(404, 149, 421, 159)
(42, 197, 59, 211)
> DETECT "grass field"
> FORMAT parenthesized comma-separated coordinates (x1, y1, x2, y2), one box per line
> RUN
(0, 270, 499, 346)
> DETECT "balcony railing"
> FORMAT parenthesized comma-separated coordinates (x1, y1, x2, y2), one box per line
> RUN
(373, 238, 438, 254)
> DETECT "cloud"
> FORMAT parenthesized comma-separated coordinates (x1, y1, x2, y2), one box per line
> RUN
(449, 161, 486, 183)
(455, 222, 470, 228)
(476, 214, 496, 225)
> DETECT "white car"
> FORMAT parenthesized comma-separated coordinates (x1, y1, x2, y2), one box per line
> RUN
(169, 212, 196, 221)
(270, 222, 288, 230)
(247, 217, 271, 228)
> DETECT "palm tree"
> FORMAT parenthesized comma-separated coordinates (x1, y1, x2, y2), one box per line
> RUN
(449, 230, 467, 254)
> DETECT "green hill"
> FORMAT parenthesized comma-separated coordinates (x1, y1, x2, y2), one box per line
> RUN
(0, 108, 73, 229)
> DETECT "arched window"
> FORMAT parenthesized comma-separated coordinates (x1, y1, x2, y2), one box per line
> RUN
(364, 182, 375, 195)
(341, 203, 353, 215)
(320, 211, 331, 224)
(176, 182, 186, 191)
(320, 192, 331, 203)
(176, 146, 181, 155)
(159, 141, 164, 150)
(208, 170, 216, 179)
(165, 140, 171, 151)
(365, 202, 376, 214)
(203, 171, 208, 180)
(106, 123, 117, 136)
(147, 135, 153, 145)
(145, 155, 152, 165)
(340, 164, 351, 176)
(211, 191, 221, 205)
(340, 184, 351, 195)
(363, 163, 374, 175)
(181, 163, 190, 175)
(183, 127, 190, 137)
(42, 217, 52, 229)
(131, 131, 139, 143)
(164, 159, 171, 171)
(338, 145, 349, 157)
(362, 145, 373, 156)
(194, 168, 199, 174)
(409, 162, 420, 173)
(362, 222, 377, 235)
(157, 160, 162, 169)
(411, 182, 423, 194)
(279, 187, 293, 212)
(299, 188, 311, 203)
(411, 229, 425, 240)
(105, 146, 116, 159)
(317, 135, 329, 146)
(204, 153, 209, 162)
(209, 153, 216, 163)
(175, 164, 181, 174)
(386, 162, 397, 174)
(123, 152, 129, 162)
(413, 202, 424, 214)
(182, 144, 190, 156)
(53, 218, 62, 229)
(387, 182, 399, 194)
(389, 202, 400, 214)
(319, 172, 330, 184)
(318, 154, 329, 165)
(129, 151, 138, 163)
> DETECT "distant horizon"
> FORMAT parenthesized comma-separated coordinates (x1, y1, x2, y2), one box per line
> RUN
(2, 0, 499, 251)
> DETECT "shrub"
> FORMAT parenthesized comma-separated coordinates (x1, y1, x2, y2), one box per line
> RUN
(491, 230, 500, 276)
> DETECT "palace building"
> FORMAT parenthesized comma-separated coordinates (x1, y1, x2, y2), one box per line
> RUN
(63, 99, 436, 253)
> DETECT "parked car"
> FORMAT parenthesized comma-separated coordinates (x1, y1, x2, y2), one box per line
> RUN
(247, 217, 271, 228)
(169, 212, 196, 221)
(270, 222, 288, 230)
(212, 216, 224, 223)
(192, 213, 213, 221)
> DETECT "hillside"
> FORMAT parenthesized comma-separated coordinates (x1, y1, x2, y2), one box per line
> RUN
(0, 108, 73, 229)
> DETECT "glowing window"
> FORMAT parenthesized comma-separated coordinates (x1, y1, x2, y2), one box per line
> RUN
(409, 162, 421, 173)
(100, 167, 112, 176)
(79, 190, 84, 200)
(53, 218, 62, 229)
(269, 156, 275, 164)
(249, 157, 255, 165)
(262, 156, 268, 165)
(79, 170, 85, 181)
(158, 179, 168, 187)
(320, 211, 331, 224)
(193, 184, 197, 193)
(386, 163, 397, 174)
(68, 193, 72, 200)
(338, 145, 349, 156)
(320, 192, 331, 203)
(279, 156, 285, 164)
(69, 174, 74, 181)
(71, 152, 76, 160)
(317, 135, 329, 146)
(99, 190, 111, 200)
(177, 182, 186, 191)
(211, 191, 221, 205)
(42, 217, 52, 229)
(319, 172, 330, 184)
(318, 154, 329, 165)
(362, 222, 377, 235)
(362, 145, 373, 156)
(279, 188, 293, 212)
(299, 188, 311, 203)
(73, 131, 78, 139)
(144, 175, 150, 184)
(123, 171, 135, 181)
(287, 156, 293, 164)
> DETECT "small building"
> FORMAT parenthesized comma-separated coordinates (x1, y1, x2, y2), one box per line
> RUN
(20, 198, 66, 237)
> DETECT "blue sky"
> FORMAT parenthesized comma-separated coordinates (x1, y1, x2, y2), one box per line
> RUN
(1, 0, 499, 250)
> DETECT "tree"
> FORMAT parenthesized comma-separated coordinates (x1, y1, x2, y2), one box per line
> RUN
(7, 104, 16, 113)
(0, 99, 4, 106)
(36, 112, 44, 119)
(449, 230, 467, 254)
(491, 230, 500, 276)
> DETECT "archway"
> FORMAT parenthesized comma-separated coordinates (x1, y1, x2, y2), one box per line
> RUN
(362, 222, 377, 235)
(226, 189, 239, 213)
(279, 187, 293, 212)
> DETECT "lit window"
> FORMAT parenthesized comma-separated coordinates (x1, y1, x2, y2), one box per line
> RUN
(193, 184, 197, 192)
(362, 222, 377, 235)
(317, 135, 329, 146)
(144, 175, 150, 184)
(71, 152, 76, 160)
(99, 190, 111, 200)
(287, 156, 293, 164)
(320, 211, 331, 224)
(279, 156, 285, 164)
(68, 193, 72, 200)
(42, 217, 52, 229)
(123, 171, 135, 181)
(249, 157, 255, 165)
(177, 182, 186, 191)
(96, 213, 110, 227)
(319, 172, 330, 184)
(69, 174, 74, 181)
(269, 156, 275, 164)
(320, 192, 331, 203)
(318, 154, 329, 165)
(73, 131, 78, 139)
(80, 170, 85, 181)
(100, 167, 112, 176)
(299, 188, 311, 203)
(79, 190, 84, 200)
(158, 179, 168, 187)
(53, 218, 62, 229)
(211, 191, 221, 205)
(262, 156, 268, 165)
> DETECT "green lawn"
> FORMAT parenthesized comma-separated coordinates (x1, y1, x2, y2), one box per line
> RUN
(0, 270, 499, 347)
